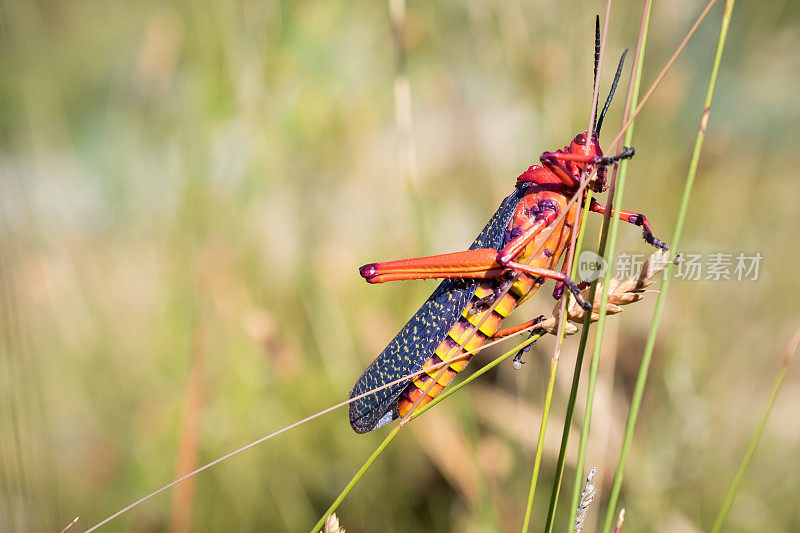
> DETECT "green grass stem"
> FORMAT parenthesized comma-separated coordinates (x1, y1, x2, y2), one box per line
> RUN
(310, 424, 403, 533)
(311, 332, 544, 532)
(567, 1, 655, 527)
(545, 3, 654, 529)
(543, 264, 600, 533)
(710, 323, 800, 532)
(601, 2, 735, 530)
(521, 190, 594, 532)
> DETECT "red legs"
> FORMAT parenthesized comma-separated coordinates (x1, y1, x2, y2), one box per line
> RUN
(589, 199, 669, 250)
(493, 315, 547, 368)
(496, 217, 550, 264)
(536, 146, 636, 188)
(493, 316, 545, 339)
(538, 151, 582, 188)
(358, 248, 504, 283)
(550, 244, 571, 301)
(360, 212, 592, 310)
(501, 260, 588, 308)
(542, 146, 636, 167)
(360, 249, 590, 310)
(544, 209, 582, 301)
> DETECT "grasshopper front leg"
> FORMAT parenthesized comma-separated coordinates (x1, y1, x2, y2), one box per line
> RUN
(589, 198, 669, 250)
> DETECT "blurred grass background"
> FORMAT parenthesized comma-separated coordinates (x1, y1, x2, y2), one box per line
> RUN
(2, 0, 799, 531)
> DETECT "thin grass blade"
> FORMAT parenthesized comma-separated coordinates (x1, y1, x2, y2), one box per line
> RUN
(601, 2, 736, 531)
(710, 323, 800, 532)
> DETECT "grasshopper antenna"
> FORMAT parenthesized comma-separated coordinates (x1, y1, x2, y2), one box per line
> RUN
(593, 15, 600, 88)
(595, 48, 628, 136)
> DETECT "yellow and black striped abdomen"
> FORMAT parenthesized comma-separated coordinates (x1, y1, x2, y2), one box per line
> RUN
(396, 274, 539, 417)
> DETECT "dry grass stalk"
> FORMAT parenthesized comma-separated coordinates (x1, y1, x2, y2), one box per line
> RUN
(614, 508, 626, 533)
(322, 513, 346, 533)
(574, 466, 598, 533)
(59, 517, 79, 533)
(538, 250, 670, 336)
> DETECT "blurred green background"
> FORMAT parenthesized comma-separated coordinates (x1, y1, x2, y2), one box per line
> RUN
(2, 0, 799, 531)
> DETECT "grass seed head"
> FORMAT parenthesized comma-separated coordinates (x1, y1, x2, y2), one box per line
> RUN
(322, 513, 346, 533)
(540, 250, 669, 335)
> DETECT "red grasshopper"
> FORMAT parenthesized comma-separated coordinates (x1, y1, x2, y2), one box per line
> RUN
(349, 45, 668, 434)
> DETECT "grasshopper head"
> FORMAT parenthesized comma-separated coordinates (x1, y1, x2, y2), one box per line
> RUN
(569, 130, 608, 193)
